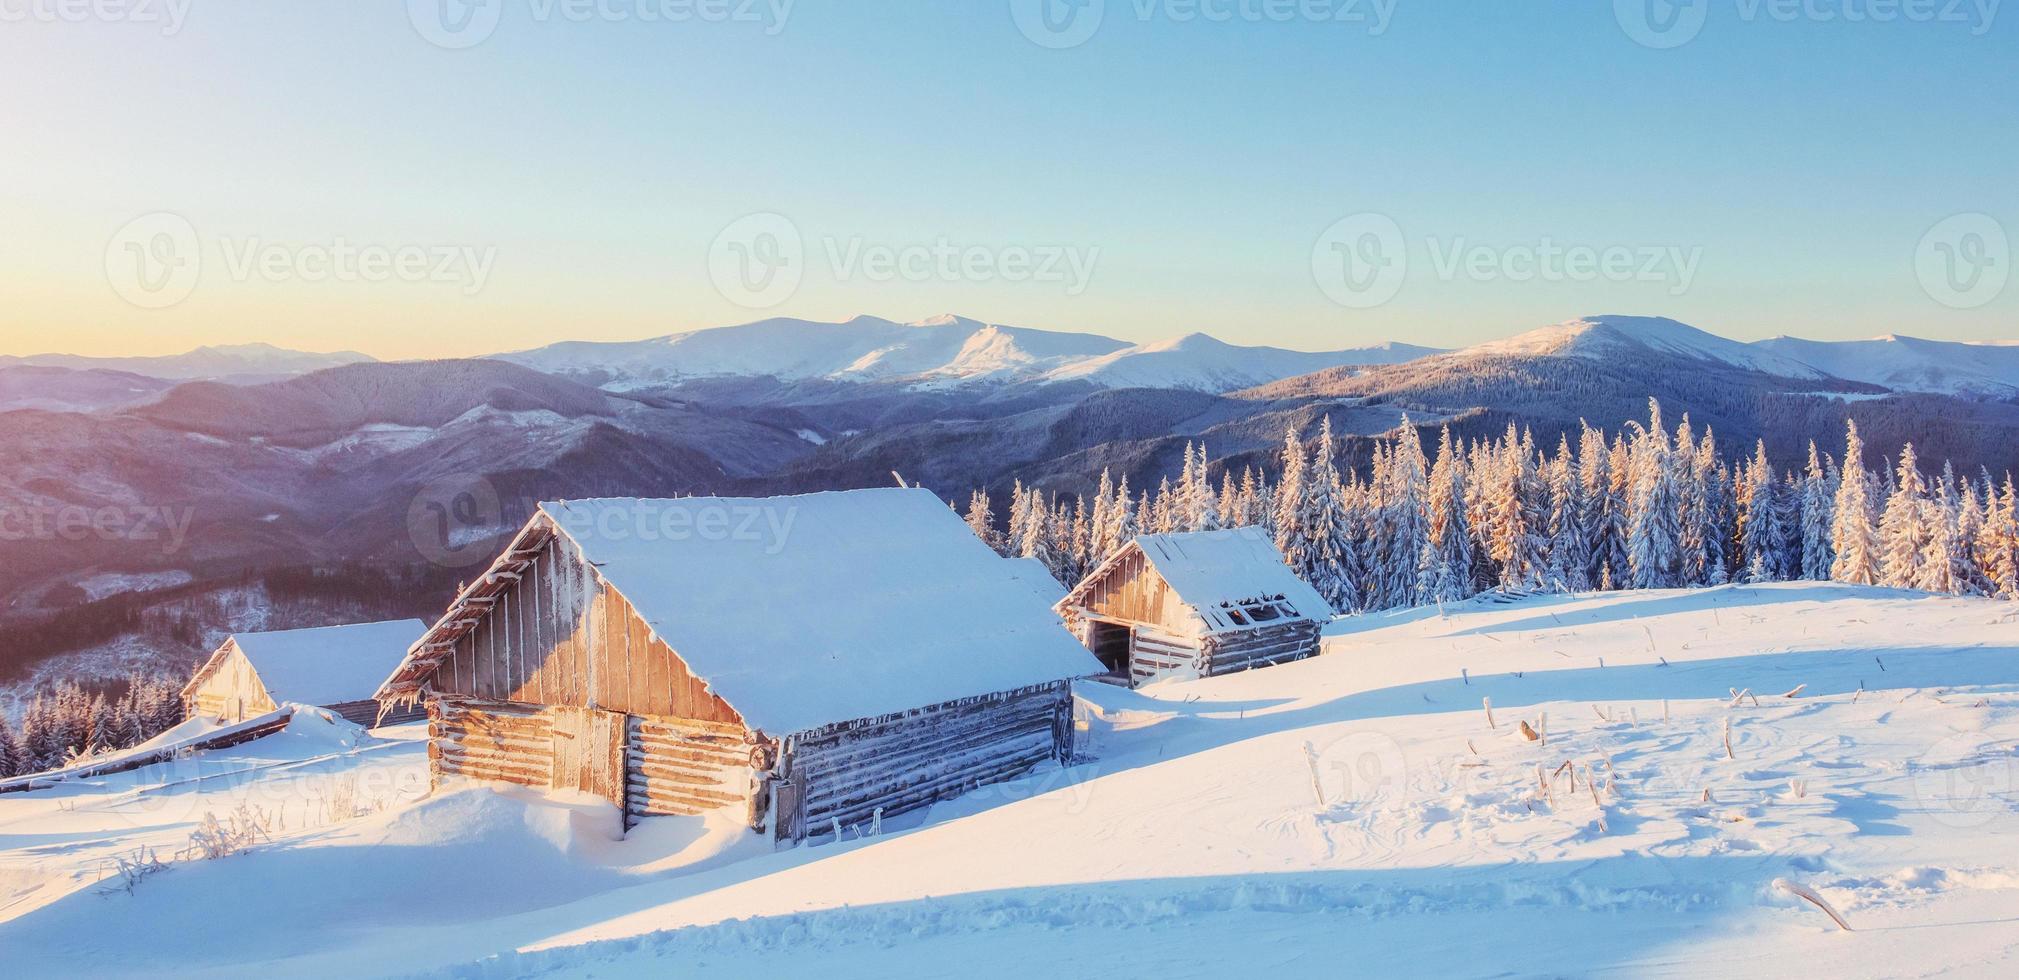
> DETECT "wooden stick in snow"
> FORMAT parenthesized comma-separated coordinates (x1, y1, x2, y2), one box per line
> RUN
(1724, 718, 1735, 760)
(1729, 688, 1751, 708)
(1483, 697, 1497, 730)
(1781, 684, 1807, 699)
(1775, 879, 1853, 931)
(1303, 742, 1326, 807)
(1539, 712, 1548, 746)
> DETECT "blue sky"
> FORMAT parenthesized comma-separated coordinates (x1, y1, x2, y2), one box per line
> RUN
(1, 1, 2012, 358)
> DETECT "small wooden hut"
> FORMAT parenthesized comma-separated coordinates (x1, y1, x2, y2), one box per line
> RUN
(1055, 528, 1334, 686)
(374, 488, 1102, 842)
(182, 620, 429, 726)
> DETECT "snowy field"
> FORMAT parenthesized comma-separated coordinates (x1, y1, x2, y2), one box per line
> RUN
(3, 583, 2017, 978)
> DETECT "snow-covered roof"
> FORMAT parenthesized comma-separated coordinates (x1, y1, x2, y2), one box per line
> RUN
(223, 620, 428, 705)
(1003, 556, 1067, 605)
(513, 489, 1098, 734)
(1064, 528, 1334, 634)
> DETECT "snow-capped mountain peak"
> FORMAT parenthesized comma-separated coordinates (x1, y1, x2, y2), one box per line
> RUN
(1465, 315, 1827, 380)
(496, 315, 1443, 393)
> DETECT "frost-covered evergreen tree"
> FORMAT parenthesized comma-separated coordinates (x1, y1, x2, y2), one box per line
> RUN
(1191, 444, 1222, 532)
(1740, 441, 1790, 581)
(1486, 424, 1546, 589)
(1418, 425, 1477, 604)
(1543, 435, 1589, 592)
(1800, 442, 1835, 580)
(1831, 421, 1882, 585)
(964, 490, 1000, 553)
(1302, 417, 1361, 612)
(1575, 424, 1618, 589)
(1112, 475, 1137, 554)
(0, 714, 22, 778)
(1626, 401, 1683, 590)
(1980, 474, 2019, 599)
(1878, 444, 1930, 589)
(1379, 419, 1431, 607)
(1273, 422, 1311, 573)
(1087, 471, 1115, 562)
(1693, 427, 1731, 585)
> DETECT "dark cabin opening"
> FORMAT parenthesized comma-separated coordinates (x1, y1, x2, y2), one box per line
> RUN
(1087, 620, 1132, 678)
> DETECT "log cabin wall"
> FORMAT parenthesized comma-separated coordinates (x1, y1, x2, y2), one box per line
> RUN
(625, 716, 757, 827)
(1201, 620, 1321, 677)
(774, 681, 1073, 842)
(429, 698, 555, 791)
(1127, 627, 1206, 685)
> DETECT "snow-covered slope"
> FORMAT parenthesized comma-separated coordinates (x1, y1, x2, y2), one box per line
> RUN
(1465, 315, 1828, 379)
(0, 343, 375, 383)
(1753, 334, 2019, 398)
(7, 584, 2019, 978)
(496, 315, 1440, 393)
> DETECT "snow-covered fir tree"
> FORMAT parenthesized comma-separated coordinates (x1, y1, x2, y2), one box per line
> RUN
(1799, 442, 1836, 580)
(1301, 417, 1361, 612)
(1418, 425, 1478, 604)
(1877, 444, 1931, 589)
(1831, 421, 1882, 585)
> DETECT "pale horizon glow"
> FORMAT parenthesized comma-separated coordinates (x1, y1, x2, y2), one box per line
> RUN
(1, 5, 2013, 361)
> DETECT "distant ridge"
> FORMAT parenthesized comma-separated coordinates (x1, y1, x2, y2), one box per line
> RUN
(495, 314, 1443, 393)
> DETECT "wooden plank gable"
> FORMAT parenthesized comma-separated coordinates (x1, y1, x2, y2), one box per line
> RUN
(417, 523, 744, 729)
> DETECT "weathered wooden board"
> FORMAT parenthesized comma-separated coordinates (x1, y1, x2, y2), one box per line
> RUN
(418, 527, 743, 726)
(1204, 620, 1321, 677)
(780, 681, 1072, 842)
(624, 714, 753, 823)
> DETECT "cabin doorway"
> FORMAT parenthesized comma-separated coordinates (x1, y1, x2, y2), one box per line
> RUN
(550, 706, 628, 807)
(1086, 621, 1133, 681)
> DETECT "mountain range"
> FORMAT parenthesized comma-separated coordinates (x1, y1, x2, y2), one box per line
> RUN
(494, 314, 1442, 392)
(2, 312, 2015, 687)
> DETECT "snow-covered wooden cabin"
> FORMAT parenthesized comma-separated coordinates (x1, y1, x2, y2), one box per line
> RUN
(1056, 528, 1334, 686)
(182, 620, 430, 726)
(374, 488, 1103, 841)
